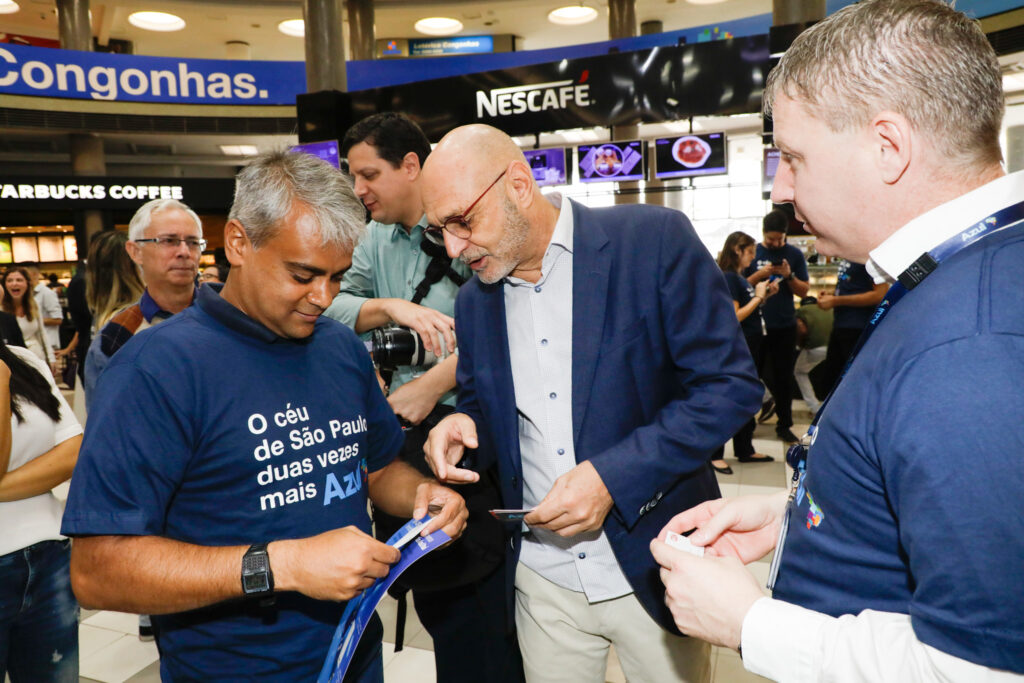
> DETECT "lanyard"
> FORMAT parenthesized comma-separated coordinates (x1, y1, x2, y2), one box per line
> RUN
(767, 198, 1024, 591)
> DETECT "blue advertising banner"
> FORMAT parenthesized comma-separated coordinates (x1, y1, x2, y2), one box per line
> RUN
(409, 35, 495, 56)
(0, 42, 304, 105)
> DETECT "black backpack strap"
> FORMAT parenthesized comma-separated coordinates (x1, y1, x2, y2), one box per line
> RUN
(411, 236, 466, 304)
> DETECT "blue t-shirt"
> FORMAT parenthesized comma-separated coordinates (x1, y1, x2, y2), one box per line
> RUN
(722, 270, 763, 340)
(773, 224, 1024, 673)
(832, 260, 877, 330)
(62, 285, 404, 681)
(743, 243, 808, 329)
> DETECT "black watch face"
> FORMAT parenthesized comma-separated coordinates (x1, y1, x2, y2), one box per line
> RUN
(242, 572, 271, 594)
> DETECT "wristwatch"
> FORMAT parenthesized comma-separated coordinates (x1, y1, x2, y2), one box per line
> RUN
(241, 543, 275, 600)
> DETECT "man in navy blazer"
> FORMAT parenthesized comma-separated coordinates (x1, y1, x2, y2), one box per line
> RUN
(422, 125, 761, 682)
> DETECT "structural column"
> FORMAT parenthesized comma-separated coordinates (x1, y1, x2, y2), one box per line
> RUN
(70, 134, 107, 244)
(347, 0, 375, 62)
(608, 0, 637, 40)
(56, 0, 91, 51)
(303, 0, 348, 92)
(773, 0, 825, 25)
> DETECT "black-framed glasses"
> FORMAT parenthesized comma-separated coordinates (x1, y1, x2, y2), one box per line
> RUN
(424, 169, 506, 245)
(134, 236, 207, 251)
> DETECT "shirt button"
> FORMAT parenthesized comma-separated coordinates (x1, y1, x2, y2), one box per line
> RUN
(578, 552, 586, 560)
(549, 392, 557, 399)
(540, 338, 548, 346)
(557, 448, 565, 455)
(534, 285, 542, 293)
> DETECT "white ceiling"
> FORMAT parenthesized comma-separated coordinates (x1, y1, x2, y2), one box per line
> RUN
(1, 0, 771, 60)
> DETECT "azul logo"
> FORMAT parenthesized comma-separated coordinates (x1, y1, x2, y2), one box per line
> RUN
(476, 76, 591, 118)
(960, 221, 990, 242)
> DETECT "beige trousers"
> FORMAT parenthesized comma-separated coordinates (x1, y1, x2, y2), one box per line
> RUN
(514, 563, 711, 683)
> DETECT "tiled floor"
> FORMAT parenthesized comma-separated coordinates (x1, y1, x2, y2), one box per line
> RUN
(73, 403, 811, 683)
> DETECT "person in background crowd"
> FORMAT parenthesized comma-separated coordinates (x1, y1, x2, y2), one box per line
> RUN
(64, 259, 93, 387)
(0, 309, 26, 349)
(743, 211, 809, 443)
(200, 263, 228, 285)
(0, 336, 83, 682)
(83, 200, 201, 410)
(2, 268, 56, 374)
(22, 264, 63, 357)
(325, 112, 519, 683)
(815, 258, 888, 395)
(710, 231, 779, 474)
(61, 149, 467, 682)
(422, 124, 761, 683)
(793, 295, 832, 414)
(652, 1, 1024, 680)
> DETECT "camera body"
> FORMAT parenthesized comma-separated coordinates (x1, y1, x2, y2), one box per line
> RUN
(367, 326, 449, 370)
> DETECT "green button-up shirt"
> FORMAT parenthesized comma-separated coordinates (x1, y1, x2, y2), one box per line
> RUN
(323, 215, 470, 405)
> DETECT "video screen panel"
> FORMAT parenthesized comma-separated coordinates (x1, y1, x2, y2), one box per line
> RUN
(654, 132, 727, 179)
(290, 140, 341, 169)
(576, 141, 646, 183)
(523, 148, 567, 187)
(762, 147, 781, 199)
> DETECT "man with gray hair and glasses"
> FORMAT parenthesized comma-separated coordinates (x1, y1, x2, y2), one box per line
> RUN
(62, 150, 468, 681)
(652, 1, 1024, 681)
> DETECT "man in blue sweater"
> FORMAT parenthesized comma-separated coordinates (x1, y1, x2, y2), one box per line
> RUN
(652, 1, 1024, 680)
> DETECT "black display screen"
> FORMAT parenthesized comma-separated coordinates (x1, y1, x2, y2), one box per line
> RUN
(576, 140, 646, 183)
(654, 132, 727, 179)
(523, 148, 567, 187)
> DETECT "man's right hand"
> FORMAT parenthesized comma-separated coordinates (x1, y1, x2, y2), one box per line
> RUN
(657, 491, 789, 564)
(423, 413, 481, 484)
(270, 526, 400, 601)
(381, 299, 456, 355)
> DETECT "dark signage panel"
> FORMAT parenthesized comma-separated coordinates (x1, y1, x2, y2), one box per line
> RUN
(0, 176, 236, 211)
(576, 141, 646, 183)
(654, 132, 727, 179)
(298, 36, 770, 142)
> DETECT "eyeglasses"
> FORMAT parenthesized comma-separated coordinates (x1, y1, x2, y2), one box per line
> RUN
(424, 169, 506, 245)
(134, 236, 207, 251)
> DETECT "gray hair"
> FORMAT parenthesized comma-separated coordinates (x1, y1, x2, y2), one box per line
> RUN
(764, 0, 1004, 169)
(228, 149, 365, 251)
(128, 199, 203, 241)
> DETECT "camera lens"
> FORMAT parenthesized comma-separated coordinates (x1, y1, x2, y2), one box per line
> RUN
(369, 327, 436, 368)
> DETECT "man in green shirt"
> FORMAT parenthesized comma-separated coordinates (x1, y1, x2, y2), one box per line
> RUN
(323, 112, 523, 683)
(794, 296, 832, 413)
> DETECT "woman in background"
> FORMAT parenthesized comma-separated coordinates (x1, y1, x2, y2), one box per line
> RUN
(85, 231, 145, 332)
(0, 337, 84, 682)
(710, 232, 778, 474)
(2, 267, 55, 374)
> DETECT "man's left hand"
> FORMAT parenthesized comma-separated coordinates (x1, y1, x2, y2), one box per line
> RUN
(525, 461, 613, 537)
(772, 259, 793, 279)
(414, 481, 468, 541)
(388, 375, 444, 425)
(649, 538, 765, 650)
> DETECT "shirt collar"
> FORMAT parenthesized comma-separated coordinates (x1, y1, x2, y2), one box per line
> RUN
(384, 215, 429, 242)
(195, 282, 314, 345)
(868, 169, 1023, 282)
(139, 287, 196, 323)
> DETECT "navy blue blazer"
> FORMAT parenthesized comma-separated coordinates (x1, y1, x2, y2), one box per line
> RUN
(454, 199, 762, 633)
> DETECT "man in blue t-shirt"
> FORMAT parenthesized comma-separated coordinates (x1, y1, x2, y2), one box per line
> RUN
(743, 210, 809, 442)
(61, 150, 467, 682)
(652, 1, 1024, 680)
(815, 258, 887, 395)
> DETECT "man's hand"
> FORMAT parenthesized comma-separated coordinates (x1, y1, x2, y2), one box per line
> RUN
(423, 413, 481, 484)
(817, 291, 836, 310)
(650, 539, 764, 649)
(658, 492, 788, 564)
(270, 526, 400, 602)
(382, 299, 456, 355)
(524, 461, 613, 537)
(771, 259, 793, 279)
(749, 264, 773, 284)
(388, 375, 445, 425)
(413, 481, 468, 541)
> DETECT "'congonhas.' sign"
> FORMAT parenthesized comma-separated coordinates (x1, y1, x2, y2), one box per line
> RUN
(0, 43, 305, 105)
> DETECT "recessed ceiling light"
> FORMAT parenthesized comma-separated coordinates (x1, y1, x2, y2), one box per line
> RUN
(414, 17, 463, 36)
(128, 11, 185, 32)
(278, 19, 304, 37)
(547, 5, 598, 26)
(219, 145, 259, 156)
(0, 0, 20, 15)
(686, 0, 729, 4)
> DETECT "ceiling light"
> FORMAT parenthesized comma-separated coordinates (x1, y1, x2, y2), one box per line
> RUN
(686, 0, 729, 4)
(278, 19, 304, 37)
(548, 5, 598, 26)
(128, 11, 185, 32)
(414, 17, 463, 36)
(219, 145, 259, 156)
(0, 0, 20, 15)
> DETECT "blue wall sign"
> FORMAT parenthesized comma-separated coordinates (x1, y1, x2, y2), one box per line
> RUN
(408, 36, 495, 57)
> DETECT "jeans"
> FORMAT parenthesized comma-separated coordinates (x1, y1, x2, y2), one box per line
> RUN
(794, 345, 827, 413)
(0, 539, 79, 683)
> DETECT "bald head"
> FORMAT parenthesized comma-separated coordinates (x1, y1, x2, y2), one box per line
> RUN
(421, 124, 559, 285)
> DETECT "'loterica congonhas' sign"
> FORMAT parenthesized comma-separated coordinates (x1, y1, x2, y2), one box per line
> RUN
(0, 43, 304, 105)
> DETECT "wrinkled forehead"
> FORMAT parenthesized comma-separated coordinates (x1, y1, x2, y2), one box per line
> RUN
(147, 207, 202, 236)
